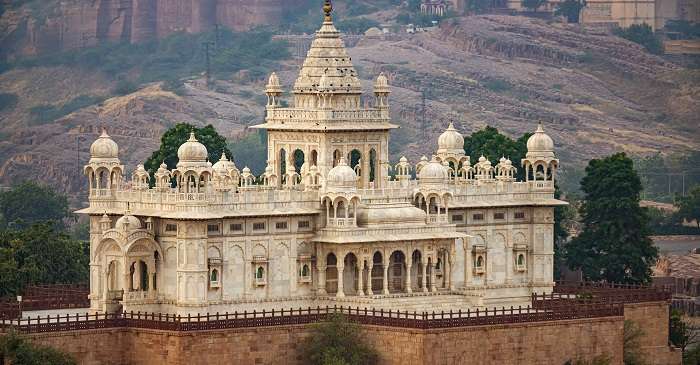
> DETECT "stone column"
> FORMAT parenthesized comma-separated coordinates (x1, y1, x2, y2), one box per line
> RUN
(406, 260, 413, 293)
(134, 261, 141, 291)
(317, 265, 327, 295)
(445, 257, 452, 291)
(430, 262, 437, 292)
(367, 262, 374, 296)
(357, 263, 364, 296)
(421, 262, 428, 293)
(336, 264, 345, 298)
(382, 261, 390, 295)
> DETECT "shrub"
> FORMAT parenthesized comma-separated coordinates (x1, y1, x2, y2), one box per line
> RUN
(0, 330, 76, 365)
(614, 24, 664, 55)
(0, 93, 18, 112)
(482, 78, 512, 93)
(302, 313, 379, 365)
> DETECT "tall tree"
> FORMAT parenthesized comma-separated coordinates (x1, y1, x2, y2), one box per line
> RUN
(463, 125, 531, 180)
(0, 222, 89, 297)
(676, 185, 700, 228)
(144, 123, 233, 184)
(566, 153, 658, 284)
(554, 0, 586, 23)
(0, 182, 71, 229)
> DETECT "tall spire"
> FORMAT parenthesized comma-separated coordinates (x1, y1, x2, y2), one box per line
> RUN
(324, 0, 333, 23)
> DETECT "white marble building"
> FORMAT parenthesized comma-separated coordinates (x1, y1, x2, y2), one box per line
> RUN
(78, 2, 565, 315)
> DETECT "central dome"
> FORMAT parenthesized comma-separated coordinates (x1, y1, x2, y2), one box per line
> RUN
(177, 132, 208, 163)
(357, 203, 427, 227)
(116, 213, 141, 230)
(327, 157, 357, 189)
(526, 123, 554, 155)
(437, 123, 464, 154)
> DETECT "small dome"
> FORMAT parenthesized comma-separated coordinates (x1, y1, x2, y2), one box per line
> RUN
(156, 162, 169, 174)
(399, 156, 408, 163)
(177, 132, 208, 163)
(527, 123, 554, 154)
(213, 153, 235, 175)
(373, 73, 390, 93)
(116, 213, 141, 230)
(478, 155, 487, 163)
(437, 122, 464, 153)
(327, 157, 357, 189)
(419, 156, 448, 181)
(266, 72, 282, 94)
(90, 130, 119, 159)
(242, 166, 252, 174)
(135, 164, 147, 173)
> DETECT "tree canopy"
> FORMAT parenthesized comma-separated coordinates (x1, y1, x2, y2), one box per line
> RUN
(0, 181, 71, 229)
(462, 125, 531, 180)
(554, 0, 586, 23)
(0, 222, 88, 298)
(676, 185, 700, 228)
(565, 153, 658, 284)
(613, 24, 663, 55)
(144, 123, 233, 183)
(521, 0, 548, 11)
(0, 331, 76, 365)
(302, 313, 378, 365)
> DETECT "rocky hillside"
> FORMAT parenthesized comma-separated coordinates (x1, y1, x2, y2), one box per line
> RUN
(0, 15, 698, 201)
(0, 0, 307, 57)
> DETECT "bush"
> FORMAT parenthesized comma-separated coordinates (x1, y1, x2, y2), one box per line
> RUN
(0, 92, 18, 112)
(614, 24, 664, 55)
(0, 330, 76, 365)
(29, 95, 105, 124)
(482, 78, 512, 93)
(302, 313, 379, 365)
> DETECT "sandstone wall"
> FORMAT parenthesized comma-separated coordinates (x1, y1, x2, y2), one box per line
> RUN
(21, 318, 620, 365)
(15, 302, 681, 365)
(624, 301, 682, 365)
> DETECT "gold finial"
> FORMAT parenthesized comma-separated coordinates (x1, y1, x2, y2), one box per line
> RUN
(323, 0, 333, 22)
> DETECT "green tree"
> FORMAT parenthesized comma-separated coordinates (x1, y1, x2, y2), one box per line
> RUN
(0, 181, 71, 229)
(0, 330, 76, 365)
(144, 123, 232, 184)
(565, 153, 658, 284)
(228, 131, 268, 176)
(521, 0, 548, 11)
(302, 313, 379, 365)
(555, 0, 586, 23)
(463, 125, 531, 181)
(669, 309, 699, 358)
(0, 222, 88, 298)
(613, 24, 663, 55)
(466, 0, 494, 14)
(676, 185, 700, 228)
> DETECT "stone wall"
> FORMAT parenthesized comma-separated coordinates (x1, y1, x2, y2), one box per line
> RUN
(16, 302, 680, 365)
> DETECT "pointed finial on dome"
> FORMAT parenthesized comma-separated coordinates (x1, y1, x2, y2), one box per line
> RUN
(220, 152, 229, 161)
(100, 127, 109, 138)
(447, 122, 456, 130)
(323, 0, 333, 22)
(338, 157, 348, 166)
(536, 121, 545, 133)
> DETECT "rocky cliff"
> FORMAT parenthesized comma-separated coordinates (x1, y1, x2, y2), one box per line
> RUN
(0, 0, 305, 57)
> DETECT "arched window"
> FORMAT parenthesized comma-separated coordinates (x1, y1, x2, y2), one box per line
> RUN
(333, 150, 341, 167)
(256, 267, 265, 279)
(210, 269, 219, 282)
(302, 264, 309, 277)
(369, 149, 377, 182)
(476, 256, 483, 268)
(517, 254, 525, 266)
(279, 149, 287, 176)
(293, 149, 305, 174)
(311, 150, 318, 166)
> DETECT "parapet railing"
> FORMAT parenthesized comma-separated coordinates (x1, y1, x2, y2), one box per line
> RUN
(0, 284, 90, 320)
(543, 281, 672, 305)
(0, 303, 623, 334)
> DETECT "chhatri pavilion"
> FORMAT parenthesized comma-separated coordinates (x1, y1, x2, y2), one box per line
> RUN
(78, 1, 564, 315)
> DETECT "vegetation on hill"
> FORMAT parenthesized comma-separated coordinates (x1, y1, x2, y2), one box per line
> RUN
(676, 185, 700, 228)
(613, 24, 663, 55)
(521, 0, 548, 11)
(0, 181, 72, 229)
(634, 151, 700, 203)
(554, 0, 587, 23)
(302, 313, 379, 365)
(565, 153, 658, 284)
(144, 123, 233, 185)
(228, 131, 269, 176)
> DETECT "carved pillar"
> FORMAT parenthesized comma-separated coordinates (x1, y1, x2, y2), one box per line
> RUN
(445, 256, 452, 291)
(382, 261, 390, 295)
(367, 262, 374, 296)
(317, 265, 327, 295)
(421, 262, 428, 293)
(336, 264, 345, 298)
(430, 262, 437, 292)
(357, 263, 364, 296)
(406, 259, 413, 293)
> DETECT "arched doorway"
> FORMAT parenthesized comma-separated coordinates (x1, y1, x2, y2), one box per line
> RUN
(325, 253, 338, 294)
(411, 250, 423, 292)
(371, 252, 383, 293)
(389, 251, 406, 293)
(344, 253, 359, 295)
